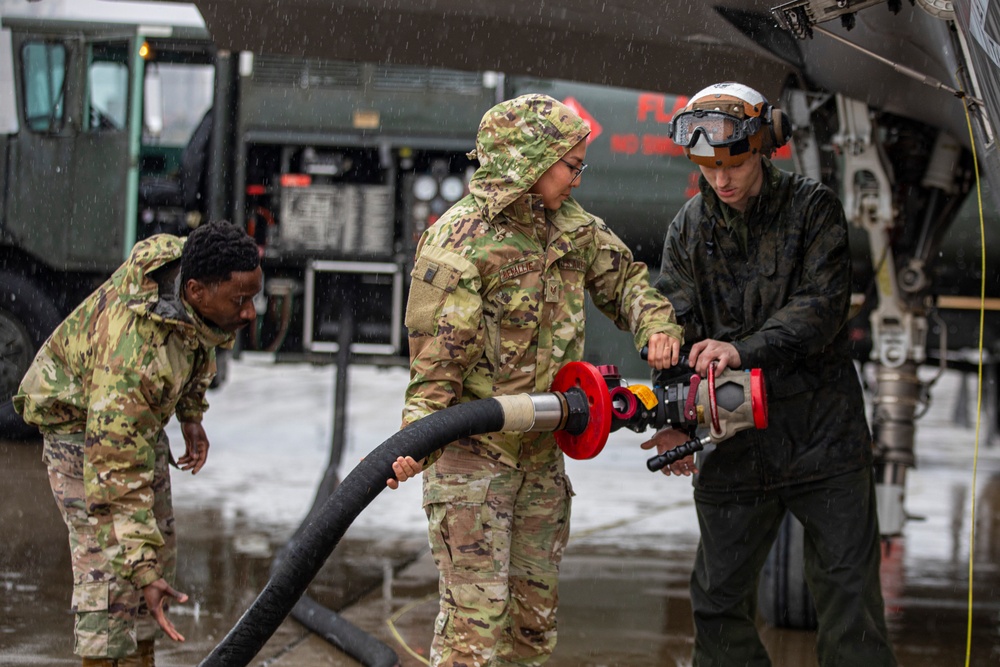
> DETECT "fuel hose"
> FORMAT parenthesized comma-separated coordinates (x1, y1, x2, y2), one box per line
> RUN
(199, 395, 546, 667)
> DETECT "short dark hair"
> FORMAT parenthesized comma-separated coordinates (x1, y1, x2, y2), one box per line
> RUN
(181, 221, 259, 285)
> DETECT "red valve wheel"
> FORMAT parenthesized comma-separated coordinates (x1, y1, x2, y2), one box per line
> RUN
(551, 361, 612, 459)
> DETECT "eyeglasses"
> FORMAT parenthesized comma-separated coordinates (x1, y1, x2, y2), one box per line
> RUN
(559, 158, 588, 184)
(668, 110, 763, 148)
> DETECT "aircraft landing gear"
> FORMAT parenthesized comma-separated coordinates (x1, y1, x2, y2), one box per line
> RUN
(759, 92, 968, 629)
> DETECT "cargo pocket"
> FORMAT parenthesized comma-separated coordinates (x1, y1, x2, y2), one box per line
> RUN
(72, 580, 112, 656)
(405, 256, 462, 334)
(423, 475, 492, 570)
(72, 579, 137, 658)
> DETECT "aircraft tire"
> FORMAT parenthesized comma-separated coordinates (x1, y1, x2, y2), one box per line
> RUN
(0, 272, 61, 440)
(757, 513, 818, 630)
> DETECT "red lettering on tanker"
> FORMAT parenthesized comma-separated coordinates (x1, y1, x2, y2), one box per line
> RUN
(611, 133, 687, 156)
(561, 96, 603, 143)
(611, 134, 639, 154)
(637, 94, 688, 123)
(643, 135, 685, 156)
(685, 170, 701, 198)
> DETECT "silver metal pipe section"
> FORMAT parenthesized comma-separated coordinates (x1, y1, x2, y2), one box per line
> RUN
(493, 393, 567, 432)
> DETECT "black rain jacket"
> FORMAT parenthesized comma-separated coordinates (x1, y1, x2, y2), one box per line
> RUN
(656, 159, 872, 492)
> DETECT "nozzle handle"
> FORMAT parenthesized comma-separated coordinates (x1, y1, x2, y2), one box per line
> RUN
(646, 436, 707, 472)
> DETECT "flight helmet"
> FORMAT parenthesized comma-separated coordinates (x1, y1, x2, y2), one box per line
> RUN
(668, 82, 789, 168)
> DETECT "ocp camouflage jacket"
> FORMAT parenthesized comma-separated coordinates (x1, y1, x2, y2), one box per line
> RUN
(15, 234, 232, 586)
(403, 95, 682, 470)
(656, 158, 872, 491)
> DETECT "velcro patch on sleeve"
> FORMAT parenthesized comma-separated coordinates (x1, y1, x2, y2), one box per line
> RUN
(405, 255, 463, 334)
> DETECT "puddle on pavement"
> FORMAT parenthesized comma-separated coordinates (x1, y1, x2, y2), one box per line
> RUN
(0, 437, 424, 666)
(6, 436, 1000, 666)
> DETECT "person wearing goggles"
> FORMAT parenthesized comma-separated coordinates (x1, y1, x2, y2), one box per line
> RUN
(646, 82, 898, 667)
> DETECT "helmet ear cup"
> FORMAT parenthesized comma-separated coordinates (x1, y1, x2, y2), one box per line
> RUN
(768, 106, 790, 149)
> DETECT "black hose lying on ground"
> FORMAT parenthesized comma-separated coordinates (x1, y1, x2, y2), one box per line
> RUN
(270, 472, 400, 667)
(291, 593, 399, 667)
(199, 399, 507, 667)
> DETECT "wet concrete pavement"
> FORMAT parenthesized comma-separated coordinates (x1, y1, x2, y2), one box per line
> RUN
(3, 361, 1000, 666)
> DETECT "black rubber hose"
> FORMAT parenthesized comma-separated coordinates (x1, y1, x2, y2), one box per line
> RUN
(199, 398, 507, 667)
(290, 594, 398, 667)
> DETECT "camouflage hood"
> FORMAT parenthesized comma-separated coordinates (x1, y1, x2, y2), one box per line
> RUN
(111, 234, 231, 349)
(467, 94, 590, 223)
(112, 234, 185, 311)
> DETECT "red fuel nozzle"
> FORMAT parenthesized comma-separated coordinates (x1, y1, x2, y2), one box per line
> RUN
(548, 361, 768, 464)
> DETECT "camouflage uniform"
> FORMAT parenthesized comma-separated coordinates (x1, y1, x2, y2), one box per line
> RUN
(657, 159, 895, 666)
(15, 235, 231, 659)
(404, 94, 682, 666)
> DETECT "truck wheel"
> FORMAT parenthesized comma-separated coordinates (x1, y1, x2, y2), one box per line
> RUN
(757, 513, 818, 630)
(0, 272, 62, 439)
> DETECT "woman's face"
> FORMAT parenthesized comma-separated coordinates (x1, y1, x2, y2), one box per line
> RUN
(529, 139, 587, 210)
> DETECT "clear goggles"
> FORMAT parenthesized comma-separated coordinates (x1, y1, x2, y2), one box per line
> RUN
(669, 110, 762, 148)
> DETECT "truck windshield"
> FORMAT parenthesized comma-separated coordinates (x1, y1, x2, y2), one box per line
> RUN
(149, 61, 213, 146)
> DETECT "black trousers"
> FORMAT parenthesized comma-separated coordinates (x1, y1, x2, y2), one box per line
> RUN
(690, 467, 897, 667)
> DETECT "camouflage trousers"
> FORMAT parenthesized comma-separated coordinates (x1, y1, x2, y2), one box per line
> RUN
(43, 431, 176, 659)
(423, 446, 574, 667)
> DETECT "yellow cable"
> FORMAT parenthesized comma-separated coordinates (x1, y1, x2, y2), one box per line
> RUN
(961, 95, 986, 667)
(386, 593, 436, 666)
